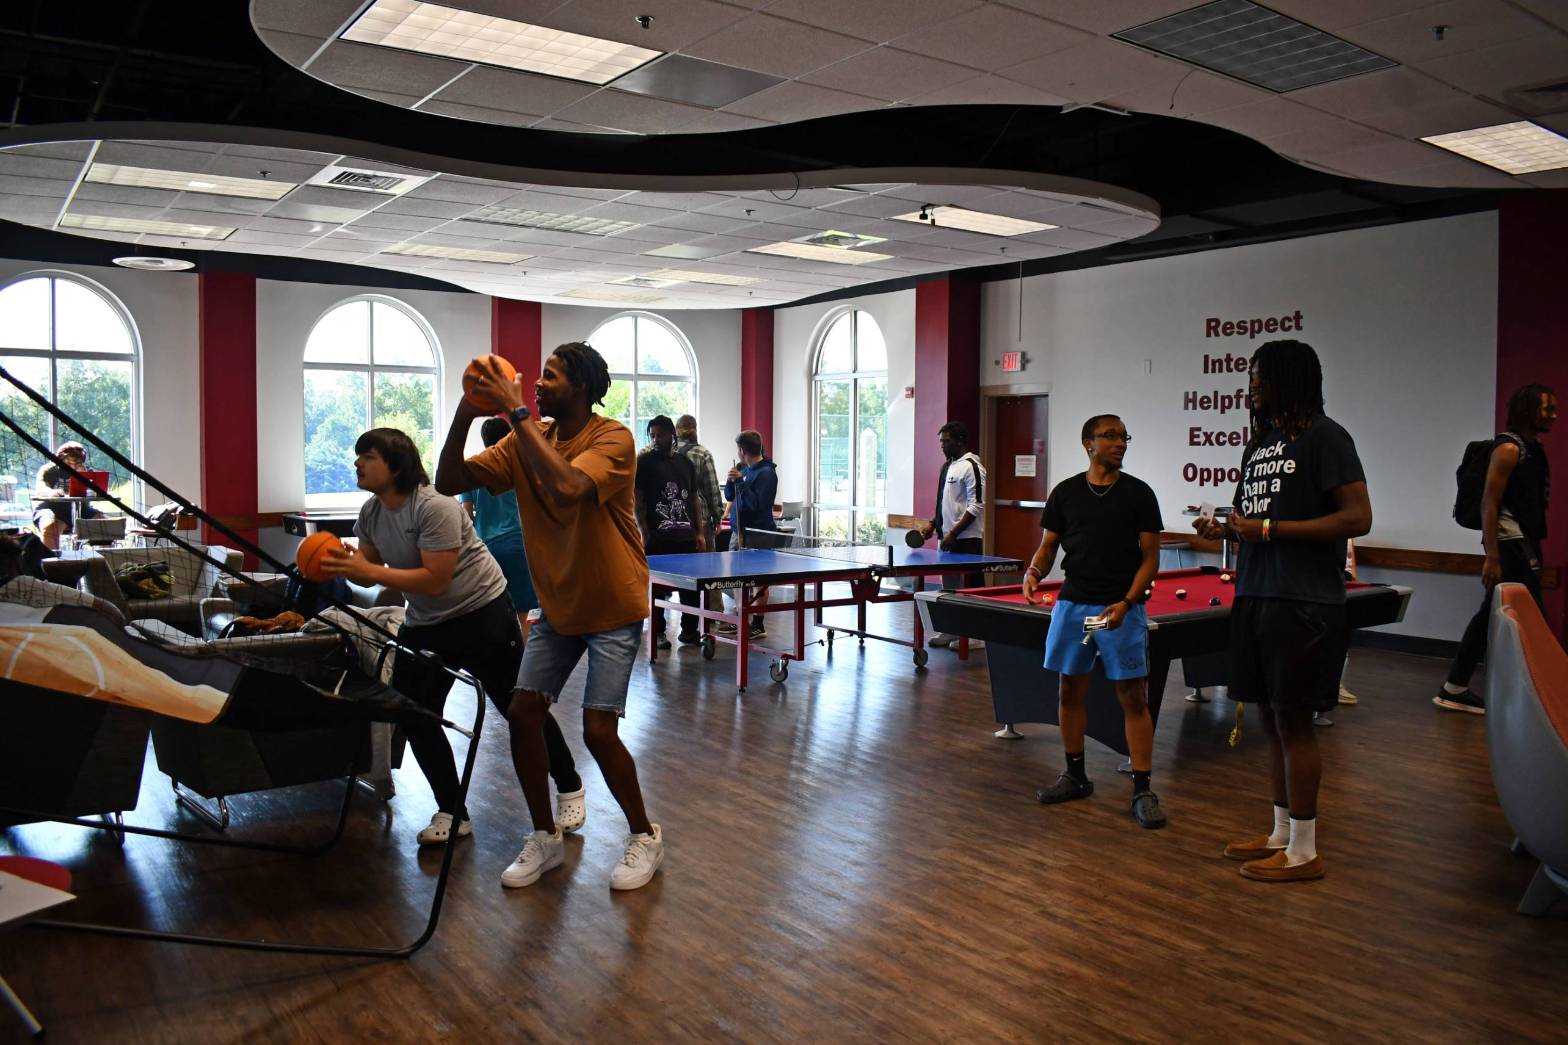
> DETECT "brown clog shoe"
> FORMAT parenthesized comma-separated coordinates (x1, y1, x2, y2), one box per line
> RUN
(1223, 835, 1285, 861)
(1239, 851, 1326, 882)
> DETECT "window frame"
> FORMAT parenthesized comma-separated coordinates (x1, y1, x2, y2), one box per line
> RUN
(0, 269, 144, 508)
(301, 294, 443, 507)
(588, 310, 699, 438)
(810, 307, 888, 543)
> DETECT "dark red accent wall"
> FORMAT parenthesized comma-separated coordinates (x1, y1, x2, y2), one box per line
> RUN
(740, 308, 774, 453)
(914, 276, 981, 517)
(197, 272, 258, 560)
(491, 298, 543, 402)
(1496, 191, 1568, 638)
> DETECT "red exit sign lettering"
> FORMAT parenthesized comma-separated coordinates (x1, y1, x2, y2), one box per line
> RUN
(1000, 351, 1025, 372)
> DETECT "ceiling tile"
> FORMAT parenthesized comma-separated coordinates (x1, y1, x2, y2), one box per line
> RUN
(903, 73, 1070, 107)
(256, 29, 325, 67)
(0, 197, 69, 223)
(549, 91, 715, 134)
(761, 0, 983, 43)
(429, 66, 598, 116)
(1197, 97, 1365, 140)
(578, 200, 685, 223)
(1414, 35, 1568, 99)
(0, 175, 69, 200)
(801, 47, 978, 102)
(722, 81, 882, 123)
(892, 5, 1091, 70)
(1107, 68, 1269, 118)
(1341, 0, 1544, 64)
(610, 54, 783, 109)
(698, 196, 819, 224)
(375, 197, 478, 219)
(350, 88, 429, 108)
(669, 110, 775, 133)
(404, 177, 518, 205)
(1351, 94, 1519, 139)
(418, 101, 538, 127)
(306, 40, 469, 96)
(251, 0, 365, 35)
(620, 190, 733, 212)
(1512, 0, 1568, 32)
(1262, 0, 1437, 31)
(548, 0, 751, 52)
(94, 141, 218, 173)
(1001, 37, 1185, 105)
(992, 0, 1199, 35)
(683, 15, 874, 78)
(346, 212, 447, 232)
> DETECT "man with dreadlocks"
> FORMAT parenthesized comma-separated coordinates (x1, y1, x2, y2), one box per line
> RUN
(437, 342, 663, 892)
(1435, 382, 1556, 714)
(1194, 339, 1371, 883)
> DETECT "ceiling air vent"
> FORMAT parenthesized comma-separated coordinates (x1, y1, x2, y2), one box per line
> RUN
(1505, 78, 1568, 117)
(801, 230, 886, 250)
(307, 164, 432, 196)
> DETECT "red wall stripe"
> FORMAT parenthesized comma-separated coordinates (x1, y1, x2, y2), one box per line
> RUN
(491, 297, 543, 405)
(741, 307, 774, 454)
(914, 276, 981, 524)
(197, 272, 258, 560)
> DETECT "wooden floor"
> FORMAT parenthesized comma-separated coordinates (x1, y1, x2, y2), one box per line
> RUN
(3, 603, 1563, 1044)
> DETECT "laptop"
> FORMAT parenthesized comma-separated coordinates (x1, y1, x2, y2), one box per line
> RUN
(67, 470, 111, 497)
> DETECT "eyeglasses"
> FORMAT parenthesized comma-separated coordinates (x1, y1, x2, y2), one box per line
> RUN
(1093, 431, 1131, 443)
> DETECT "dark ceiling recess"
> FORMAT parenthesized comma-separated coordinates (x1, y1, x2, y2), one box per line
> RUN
(0, 0, 1501, 294)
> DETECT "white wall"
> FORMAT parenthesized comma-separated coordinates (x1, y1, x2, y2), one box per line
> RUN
(541, 305, 740, 454)
(0, 260, 201, 502)
(979, 211, 1500, 639)
(772, 288, 917, 512)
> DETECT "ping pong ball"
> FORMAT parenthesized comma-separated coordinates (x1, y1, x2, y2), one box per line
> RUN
(1175, 589, 1187, 600)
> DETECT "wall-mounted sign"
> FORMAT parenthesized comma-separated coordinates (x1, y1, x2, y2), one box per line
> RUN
(1000, 351, 1027, 373)
(1015, 455, 1037, 477)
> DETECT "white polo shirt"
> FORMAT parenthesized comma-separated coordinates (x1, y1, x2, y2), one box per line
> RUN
(938, 453, 985, 538)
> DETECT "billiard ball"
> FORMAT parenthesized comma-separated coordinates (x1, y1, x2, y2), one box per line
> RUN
(1044, 594, 1055, 605)
(1149, 580, 1157, 588)
(1143, 588, 1152, 601)
(1220, 573, 1232, 584)
(1209, 596, 1222, 606)
(1175, 589, 1187, 600)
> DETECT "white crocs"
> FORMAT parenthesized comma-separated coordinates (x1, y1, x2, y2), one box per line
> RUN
(417, 811, 472, 846)
(557, 787, 586, 834)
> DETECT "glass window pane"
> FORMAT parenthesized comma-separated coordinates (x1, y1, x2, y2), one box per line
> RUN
(603, 378, 633, 431)
(373, 372, 436, 474)
(817, 509, 850, 543)
(854, 312, 887, 373)
(815, 379, 852, 507)
(634, 380, 693, 442)
(304, 301, 370, 363)
(591, 316, 635, 374)
(55, 280, 133, 354)
(636, 318, 691, 377)
(856, 377, 887, 508)
(371, 301, 435, 366)
(855, 511, 887, 546)
(0, 278, 51, 351)
(304, 369, 368, 495)
(55, 358, 135, 497)
(0, 356, 52, 512)
(817, 312, 852, 374)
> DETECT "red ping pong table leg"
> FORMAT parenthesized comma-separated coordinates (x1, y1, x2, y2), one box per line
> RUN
(792, 581, 805, 661)
(736, 585, 751, 690)
(647, 581, 659, 663)
(912, 574, 925, 650)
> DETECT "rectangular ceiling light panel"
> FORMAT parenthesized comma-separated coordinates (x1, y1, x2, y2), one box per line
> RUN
(343, 0, 662, 85)
(383, 242, 532, 263)
(85, 163, 295, 200)
(746, 241, 892, 265)
(1113, 0, 1395, 93)
(60, 213, 235, 240)
(891, 206, 1058, 237)
(1422, 121, 1568, 175)
(643, 268, 761, 286)
(467, 205, 640, 236)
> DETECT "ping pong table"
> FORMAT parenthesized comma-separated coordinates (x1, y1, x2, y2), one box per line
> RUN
(647, 544, 1022, 691)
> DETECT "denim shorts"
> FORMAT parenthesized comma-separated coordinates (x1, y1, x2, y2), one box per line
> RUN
(1042, 598, 1149, 681)
(516, 614, 643, 716)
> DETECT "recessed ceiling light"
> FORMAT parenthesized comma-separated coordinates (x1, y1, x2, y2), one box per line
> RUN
(746, 241, 892, 265)
(642, 268, 761, 286)
(382, 242, 533, 264)
(892, 206, 1059, 237)
(466, 205, 639, 237)
(342, 0, 662, 86)
(558, 287, 667, 303)
(84, 163, 295, 200)
(1421, 121, 1568, 175)
(1113, 0, 1395, 93)
(59, 213, 235, 240)
(112, 256, 195, 271)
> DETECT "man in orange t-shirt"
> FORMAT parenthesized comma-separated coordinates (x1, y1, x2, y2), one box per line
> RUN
(435, 342, 661, 892)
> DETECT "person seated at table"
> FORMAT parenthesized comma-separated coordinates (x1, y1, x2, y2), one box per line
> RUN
(33, 441, 102, 550)
(722, 430, 779, 640)
(1023, 414, 1167, 829)
(636, 415, 705, 648)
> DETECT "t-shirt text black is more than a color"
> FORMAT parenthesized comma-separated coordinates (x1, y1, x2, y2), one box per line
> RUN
(1041, 471, 1164, 605)
(1232, 416, 1366, 604)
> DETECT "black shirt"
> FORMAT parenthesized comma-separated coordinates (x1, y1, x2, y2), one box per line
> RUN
(1041, 471, 1164, 604)
(1502, 435, 1550, 542)
(635, 450, 698, 546)
(1232, 416, 1365, 604)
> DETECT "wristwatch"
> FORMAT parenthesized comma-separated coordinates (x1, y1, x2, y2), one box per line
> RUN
(507, 404, 531, 426)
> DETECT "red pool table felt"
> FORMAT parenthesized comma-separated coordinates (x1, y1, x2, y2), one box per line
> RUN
(961, 567, 1374, 618)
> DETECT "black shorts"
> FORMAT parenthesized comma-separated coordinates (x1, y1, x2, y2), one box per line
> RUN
(1229, 596, 1348, 712)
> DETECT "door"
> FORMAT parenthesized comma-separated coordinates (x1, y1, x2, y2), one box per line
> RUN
(990, 394, 1049, 562)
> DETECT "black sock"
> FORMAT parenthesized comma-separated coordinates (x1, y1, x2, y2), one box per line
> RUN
(1132, 770, 1151, 795)
(1065, 751, 1087, 785)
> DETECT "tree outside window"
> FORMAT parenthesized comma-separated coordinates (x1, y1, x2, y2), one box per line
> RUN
(589, 313, 697, 443)
(303, 298, 440, 503)
(0, 274, 139, 514)
(813, 310, 887, 545)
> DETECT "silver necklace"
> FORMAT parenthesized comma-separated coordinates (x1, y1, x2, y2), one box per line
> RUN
(1087, 472, 1118, 497)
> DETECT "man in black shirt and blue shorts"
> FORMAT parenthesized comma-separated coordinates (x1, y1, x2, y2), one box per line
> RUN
(1024, 414, 1167, 829)
(1195, 340, 1371, 883)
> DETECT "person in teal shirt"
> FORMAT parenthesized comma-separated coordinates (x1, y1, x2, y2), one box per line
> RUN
(459, 417, 538, 634)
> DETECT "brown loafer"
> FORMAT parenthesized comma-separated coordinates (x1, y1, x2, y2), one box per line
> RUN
(1240, 851, 1326, 882)
(1223, 836, 1285, 861)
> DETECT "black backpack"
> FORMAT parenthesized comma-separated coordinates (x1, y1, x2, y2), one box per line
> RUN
(1453, 433, 1524, 529)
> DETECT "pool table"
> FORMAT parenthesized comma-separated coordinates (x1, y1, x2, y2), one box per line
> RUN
(914, 566, 1412, 754)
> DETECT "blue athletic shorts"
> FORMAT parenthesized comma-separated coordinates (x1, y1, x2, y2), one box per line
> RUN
(485, 536, 538, 614)
(1042, 598, 1149, 680)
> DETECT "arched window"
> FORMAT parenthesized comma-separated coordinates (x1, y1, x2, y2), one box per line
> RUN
(0, 273, 140, 507)
(588, 313, 697, 439)
(303, 296, 441, 502)
(813, 310, 887, 543)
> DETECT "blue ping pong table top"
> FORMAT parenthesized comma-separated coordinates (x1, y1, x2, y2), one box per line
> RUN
(647, 547, 1022, 588)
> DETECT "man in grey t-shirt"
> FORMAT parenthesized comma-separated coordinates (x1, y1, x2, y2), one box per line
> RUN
(356, 482, 505, 626)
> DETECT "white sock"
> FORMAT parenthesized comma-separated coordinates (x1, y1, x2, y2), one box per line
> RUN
(1285, 816, 1317, 865)
(1267, 804, 1290, 847)
(1442, 681, 1467, 695)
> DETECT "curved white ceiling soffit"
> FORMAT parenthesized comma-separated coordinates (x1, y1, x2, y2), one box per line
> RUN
(0, 131, 1160, 309)
(250, 0, 1568, 193)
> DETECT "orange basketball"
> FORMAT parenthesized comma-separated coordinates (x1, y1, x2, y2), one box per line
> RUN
(296, 531, 344, 583)
(462, 354, 518, 412)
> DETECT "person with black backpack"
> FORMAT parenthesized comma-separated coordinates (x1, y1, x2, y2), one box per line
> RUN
(1436, 383, 1557, 714)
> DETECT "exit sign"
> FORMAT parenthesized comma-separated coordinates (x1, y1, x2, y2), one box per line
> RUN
(1000, 351, 1026, 373)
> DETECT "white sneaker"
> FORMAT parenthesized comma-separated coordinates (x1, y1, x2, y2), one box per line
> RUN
(557, 787, 586, 834)
(609, 824, 664, 891)
(964, 639, 986, 651)
(928, 633, 953, 648)
(500, 828, 564, 888)
(416, 811, 472, 846)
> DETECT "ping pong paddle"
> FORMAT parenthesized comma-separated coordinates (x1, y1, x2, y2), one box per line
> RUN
(904, 529, 925, 548)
